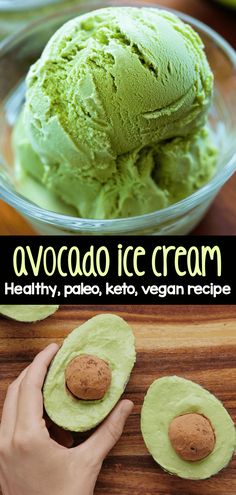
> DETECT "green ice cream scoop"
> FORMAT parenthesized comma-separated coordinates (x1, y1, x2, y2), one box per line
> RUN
(14, 6, 217, 219)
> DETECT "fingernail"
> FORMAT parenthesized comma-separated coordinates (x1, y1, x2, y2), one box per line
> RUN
(121, 399, 134, 413)
(49, 343, 59, 349)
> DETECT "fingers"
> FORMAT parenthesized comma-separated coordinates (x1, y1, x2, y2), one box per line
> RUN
(0, 366, 29, 440)
(15, 344, 59, 431)
(81, 400, 133, 463)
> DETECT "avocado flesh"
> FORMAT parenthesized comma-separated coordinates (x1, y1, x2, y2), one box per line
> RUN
(0, 305, 59, 322)
(43, 314, 136, 431)
(141, 376, 236, 480)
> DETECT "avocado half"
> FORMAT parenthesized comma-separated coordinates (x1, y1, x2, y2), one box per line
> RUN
(43, 314, 136, 431)
(0, 305, 59, 322)
(141, 376, 236, 480)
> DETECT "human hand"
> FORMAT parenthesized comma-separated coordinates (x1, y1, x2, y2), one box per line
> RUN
(0, 344, 133, 495)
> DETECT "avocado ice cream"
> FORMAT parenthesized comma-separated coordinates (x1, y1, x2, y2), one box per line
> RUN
(13, 6, 217, 219)
(43, 314, 136, 431)
(0, 304, 59, 322)
(141, 376, 236, 480)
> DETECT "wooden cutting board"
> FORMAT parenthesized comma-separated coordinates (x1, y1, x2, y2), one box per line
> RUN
(0, 305, 236, 494)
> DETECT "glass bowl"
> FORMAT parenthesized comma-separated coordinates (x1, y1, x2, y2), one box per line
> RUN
(0, 1, 236, 235)
(0, 0, 86, 40)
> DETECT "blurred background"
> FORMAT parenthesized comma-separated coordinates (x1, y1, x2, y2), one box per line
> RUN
(0, 0, 235, 235)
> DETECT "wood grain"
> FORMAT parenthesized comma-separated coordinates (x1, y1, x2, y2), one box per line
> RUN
(0, 0, 236, 235)
(0, 305, 235, 494)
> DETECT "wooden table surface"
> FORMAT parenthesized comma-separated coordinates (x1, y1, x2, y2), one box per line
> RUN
(0, 305, 236, 494)
(0, 0, 236, 235)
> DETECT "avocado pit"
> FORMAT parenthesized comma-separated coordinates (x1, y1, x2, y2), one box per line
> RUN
(169, 413, 215, 461)
(65, 354, 112, 400)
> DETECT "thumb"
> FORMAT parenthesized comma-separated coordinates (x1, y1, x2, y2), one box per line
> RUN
(82, 400, 133, 464)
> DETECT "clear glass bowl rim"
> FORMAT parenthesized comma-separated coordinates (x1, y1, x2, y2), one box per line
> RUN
(0, 1, 236, 232)
(0, 0, 61, 11)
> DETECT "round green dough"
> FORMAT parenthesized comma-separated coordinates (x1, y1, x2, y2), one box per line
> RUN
(43, 314, 136, 431)
(0, 305, 59, 322)
(141, 376, 236, 480)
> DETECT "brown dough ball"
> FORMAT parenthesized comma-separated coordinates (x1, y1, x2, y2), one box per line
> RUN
(65, 354, 112, 400)
(169, 413, 215, 461)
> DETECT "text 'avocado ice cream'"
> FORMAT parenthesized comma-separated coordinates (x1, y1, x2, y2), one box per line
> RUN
(13, 7, 217, 219)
